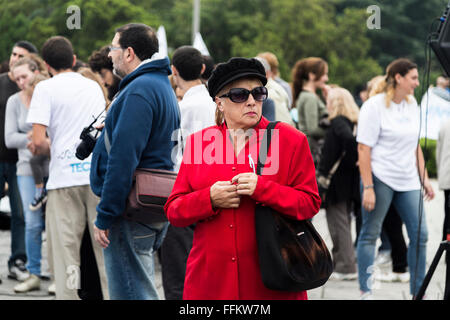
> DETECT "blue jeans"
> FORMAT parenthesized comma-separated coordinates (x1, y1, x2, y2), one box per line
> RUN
(103, 217, 168, 300)
(0, 162, 26, 268)
(17, 175, 45, 276)
(356, 175, 428, 296)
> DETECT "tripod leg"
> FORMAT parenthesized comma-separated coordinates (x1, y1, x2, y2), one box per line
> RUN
(414, 244, 445, 300)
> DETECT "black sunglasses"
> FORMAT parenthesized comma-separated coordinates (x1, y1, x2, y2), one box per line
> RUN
(219, 86, 268, 103)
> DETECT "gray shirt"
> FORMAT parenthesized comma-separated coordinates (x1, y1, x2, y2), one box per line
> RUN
(4, 92, 33, 176)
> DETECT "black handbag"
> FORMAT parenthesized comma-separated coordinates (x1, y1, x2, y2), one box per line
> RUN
(254, 121, 333, 291)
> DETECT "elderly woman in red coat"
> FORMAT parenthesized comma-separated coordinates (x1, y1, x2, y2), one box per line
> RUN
(164, 57, 321, 300)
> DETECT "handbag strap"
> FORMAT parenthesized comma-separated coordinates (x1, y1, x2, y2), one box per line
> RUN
(256, 121, 280, 175)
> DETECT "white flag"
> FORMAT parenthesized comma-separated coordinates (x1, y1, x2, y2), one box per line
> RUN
(157, 25, 168, 57)
(193, 32, 210, 56)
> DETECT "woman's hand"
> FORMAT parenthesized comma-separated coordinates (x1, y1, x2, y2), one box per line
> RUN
(210, 181, 240, 209)
(362, 187, 376, 212)
(231, 172, 258, 196)
(423, 178, 435, 201)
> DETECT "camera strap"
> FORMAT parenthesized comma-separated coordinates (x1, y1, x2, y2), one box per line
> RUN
(104, 127, 111, 155)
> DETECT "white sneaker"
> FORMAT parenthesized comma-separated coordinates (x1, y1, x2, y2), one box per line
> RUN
(360, 291, 373, 300)
(393, 272, 410, 283)
(376, 271, 410, 283)
(374, 250, 392, 267)
(8, 259, 30, 282)
(329, 272, 358, 281)
(14, 274, 40, 293)
(47, 282, 56, 295)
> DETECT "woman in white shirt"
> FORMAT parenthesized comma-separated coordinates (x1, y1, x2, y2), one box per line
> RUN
(356, 58, 434, 299)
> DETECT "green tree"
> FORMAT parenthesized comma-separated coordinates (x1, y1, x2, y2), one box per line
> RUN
(0, 0, 161, 62)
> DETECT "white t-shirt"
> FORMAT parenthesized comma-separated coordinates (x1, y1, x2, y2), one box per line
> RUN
(357, 93, 421, 191)
(179, 84, 216, 142)
(174, 84, 216, 172)
(420, 87, 450, 140)
(27, 72, 106, 190)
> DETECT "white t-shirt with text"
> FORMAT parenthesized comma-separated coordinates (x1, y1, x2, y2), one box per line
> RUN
(27, 72, 106, 190)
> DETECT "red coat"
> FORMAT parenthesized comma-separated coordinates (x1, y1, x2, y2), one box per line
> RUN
(164, 117, 321, 300)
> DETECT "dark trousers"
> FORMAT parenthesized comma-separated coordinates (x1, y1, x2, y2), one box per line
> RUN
(383, 205, 408, 273)
(0, 161, 26, 267)
(159, 224, 194, 300)
(78, 225, 103, 300)
(444, 190, 450, 300)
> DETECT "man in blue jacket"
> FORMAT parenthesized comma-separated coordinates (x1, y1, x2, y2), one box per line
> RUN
(91, 23, 180, 300)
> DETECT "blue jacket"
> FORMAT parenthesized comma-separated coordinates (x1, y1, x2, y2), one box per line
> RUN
(90, 57, 180, 230)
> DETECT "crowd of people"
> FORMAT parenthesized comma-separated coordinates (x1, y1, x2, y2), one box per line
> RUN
(0, 22, 448, 300)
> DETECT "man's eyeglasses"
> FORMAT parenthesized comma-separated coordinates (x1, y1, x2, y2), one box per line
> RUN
(108, 45, 123, 51)
(219, 86, 268, 103)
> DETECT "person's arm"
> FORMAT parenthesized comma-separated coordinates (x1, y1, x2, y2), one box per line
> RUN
(4, 97, 28, 149)
(302, 95, 326, 138)
(30, 124, 50, 155)
(416, 145, 435, 200)
(358, 143, 376, 212)
(356, 98, 380, 212)
(165, 134, 238, 227)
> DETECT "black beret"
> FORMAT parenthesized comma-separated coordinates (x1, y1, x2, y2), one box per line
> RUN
(207, 57, 267, 99)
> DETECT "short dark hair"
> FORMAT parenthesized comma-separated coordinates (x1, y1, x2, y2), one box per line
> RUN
(115, 23, 158, 61)
(201, 55, 215, 81)
(13, 40, 38, 54)
(172, 46, 204, 81)
(41, 36, 74, 71)
(88, 46, 113, 73)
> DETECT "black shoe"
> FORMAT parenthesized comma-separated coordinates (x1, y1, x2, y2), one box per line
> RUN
(8, 259, 30, 281)
(29, 190, 47, 211)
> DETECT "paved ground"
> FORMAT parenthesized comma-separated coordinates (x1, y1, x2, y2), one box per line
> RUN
(0, 180, 447, 300)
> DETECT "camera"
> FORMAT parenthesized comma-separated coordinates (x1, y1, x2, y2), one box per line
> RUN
(75, 124, 99, 160)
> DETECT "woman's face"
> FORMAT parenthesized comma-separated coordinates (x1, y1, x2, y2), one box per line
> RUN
(312, 64, 329, 89)
(13, 64, 36, 91)
(216, 78, 264, 131)
(396, 68, 419, 96)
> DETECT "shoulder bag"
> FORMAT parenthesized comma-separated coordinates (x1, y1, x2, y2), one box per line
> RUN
(254, 121, 333, 291)
(104, 128, 177, 224)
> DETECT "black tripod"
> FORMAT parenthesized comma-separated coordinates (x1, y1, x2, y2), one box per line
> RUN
(414, 235, 450, 300)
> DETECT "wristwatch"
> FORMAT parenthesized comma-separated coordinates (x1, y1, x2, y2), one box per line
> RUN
(364, 185, 374, 190)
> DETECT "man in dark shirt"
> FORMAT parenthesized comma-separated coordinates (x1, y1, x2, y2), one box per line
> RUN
(0, 40, 38, 284)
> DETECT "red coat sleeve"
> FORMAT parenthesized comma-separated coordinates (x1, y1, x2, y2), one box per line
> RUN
(251, 132, 321, 220)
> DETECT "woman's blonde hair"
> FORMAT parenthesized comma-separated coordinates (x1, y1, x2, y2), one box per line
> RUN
(370, 58, 417, 107)
(24, 73, 49, 97)
(327, 87, 359, 123)
(12, 54, 49, 78)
